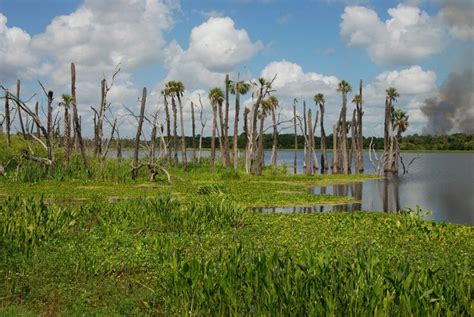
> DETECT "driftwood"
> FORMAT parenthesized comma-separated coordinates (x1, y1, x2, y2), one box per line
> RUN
(400, 156, 418, 174)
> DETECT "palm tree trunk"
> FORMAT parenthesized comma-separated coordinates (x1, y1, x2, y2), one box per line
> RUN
(341, 93, 349, 174)
(178, 96, 187, 169)
(384, 97, 392, 172)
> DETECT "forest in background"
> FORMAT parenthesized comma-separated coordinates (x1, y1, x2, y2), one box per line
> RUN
(61, 133, 473, 152)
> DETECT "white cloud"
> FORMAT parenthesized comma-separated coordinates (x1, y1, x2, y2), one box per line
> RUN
(340, 4, 443, 65)
(162, 16, 263, 90)
(0, 13, 37, 81)
(373, 66, 437, 95)
(260, 60, 339, 99)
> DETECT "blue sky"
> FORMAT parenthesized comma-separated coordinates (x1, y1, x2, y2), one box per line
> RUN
(0, 0, 472, 136)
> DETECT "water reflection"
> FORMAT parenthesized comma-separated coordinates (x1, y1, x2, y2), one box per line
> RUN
(257, 177, 405, 214)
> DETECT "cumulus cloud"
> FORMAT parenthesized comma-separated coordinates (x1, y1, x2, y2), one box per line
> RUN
(373, 66, 437, 95)
(163, 17, 263, 90)
(0, 13, 37, 81)
(260, 60, 339, 99)
(340, 4, 443, 65)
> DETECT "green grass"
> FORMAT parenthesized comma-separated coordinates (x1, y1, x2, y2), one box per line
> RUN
(0, 194, 473, 315)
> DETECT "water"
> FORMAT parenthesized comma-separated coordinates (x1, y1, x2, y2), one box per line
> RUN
(264, 151, 474, 225)
(117, 149, 474, 225)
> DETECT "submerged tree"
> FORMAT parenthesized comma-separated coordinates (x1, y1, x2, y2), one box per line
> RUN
(391, 108, 409, 173)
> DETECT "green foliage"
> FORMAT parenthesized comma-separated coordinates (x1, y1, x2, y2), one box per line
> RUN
(0, 196, 78, 255)
(166, 244, 471, 315)
(197, 183, 226, 195)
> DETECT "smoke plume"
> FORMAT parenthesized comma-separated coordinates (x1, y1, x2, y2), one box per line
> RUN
(439, 0, 474, 41)
(421, 68, 474, 135)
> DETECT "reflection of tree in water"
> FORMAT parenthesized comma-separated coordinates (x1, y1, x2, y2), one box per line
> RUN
(351, 182, 363, 211)
(382, 177, 400, 212)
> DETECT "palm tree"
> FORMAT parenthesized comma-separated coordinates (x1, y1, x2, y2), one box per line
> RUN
(336, 80, 352, 174)
(59, 94, 74, 164)
(384, 87, 399, 172)
(314, 93, 328, 173)
(391, 108, 409, 173)
(229, 80, 251, 170)
(208, 87, 224, 170)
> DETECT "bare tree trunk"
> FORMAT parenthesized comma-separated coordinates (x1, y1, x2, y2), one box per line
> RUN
(178, 95, 187, 169)
(384, 97, 391, 172)
(163, 95, 172, 165)
(256, 114, 265, 176)
(342, 93, 349, 174)
(349, 109, 357, 173)
(319, 103, 328, 173)
(312, 110, 319, 172)
(4, 92, 10, 145)
(303, 101, 308, 173)
(132, 87, 147, 180)
(210, 103, 217, 171)
(35, 102, 40, 138)
(116, 138, 122, 161)
(63, 105, 71, 164)
(16, 80, 26, 138)
(293, 100, 297, 175)
(70, 63, 88, 169)
(191, 101, 197, 164)
(233, 89, 241, 170)
(149, 117, 157, 165)
(224, 74, 231, 166)
(171, 96, 178, 166)
(332, 124, 338, 173)
(270, 107, 278, 168)
(356, 80, 364, 173)
(305, 108, 314, 175)
(217, 100, 227, 167)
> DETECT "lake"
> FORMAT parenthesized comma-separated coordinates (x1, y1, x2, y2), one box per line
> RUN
(118, 149, 474, 225)
(264, 150, 474, 225)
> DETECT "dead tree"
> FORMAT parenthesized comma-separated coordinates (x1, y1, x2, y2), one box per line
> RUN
(4, 92, 10, 145)
(70, 63, 88, 169)
(132, 87, 147, 180)
(293, 99, 298, 175)
(190, 101, 197, 163)
(197, 94, 207, 162)
(2, 84, 55, 175)
(16, 80, 27, 138)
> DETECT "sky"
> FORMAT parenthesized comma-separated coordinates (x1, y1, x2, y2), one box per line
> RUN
(0, 0, 473, 137)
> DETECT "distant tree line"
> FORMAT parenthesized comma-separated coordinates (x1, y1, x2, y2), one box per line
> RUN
(106, 133, 473, 151)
